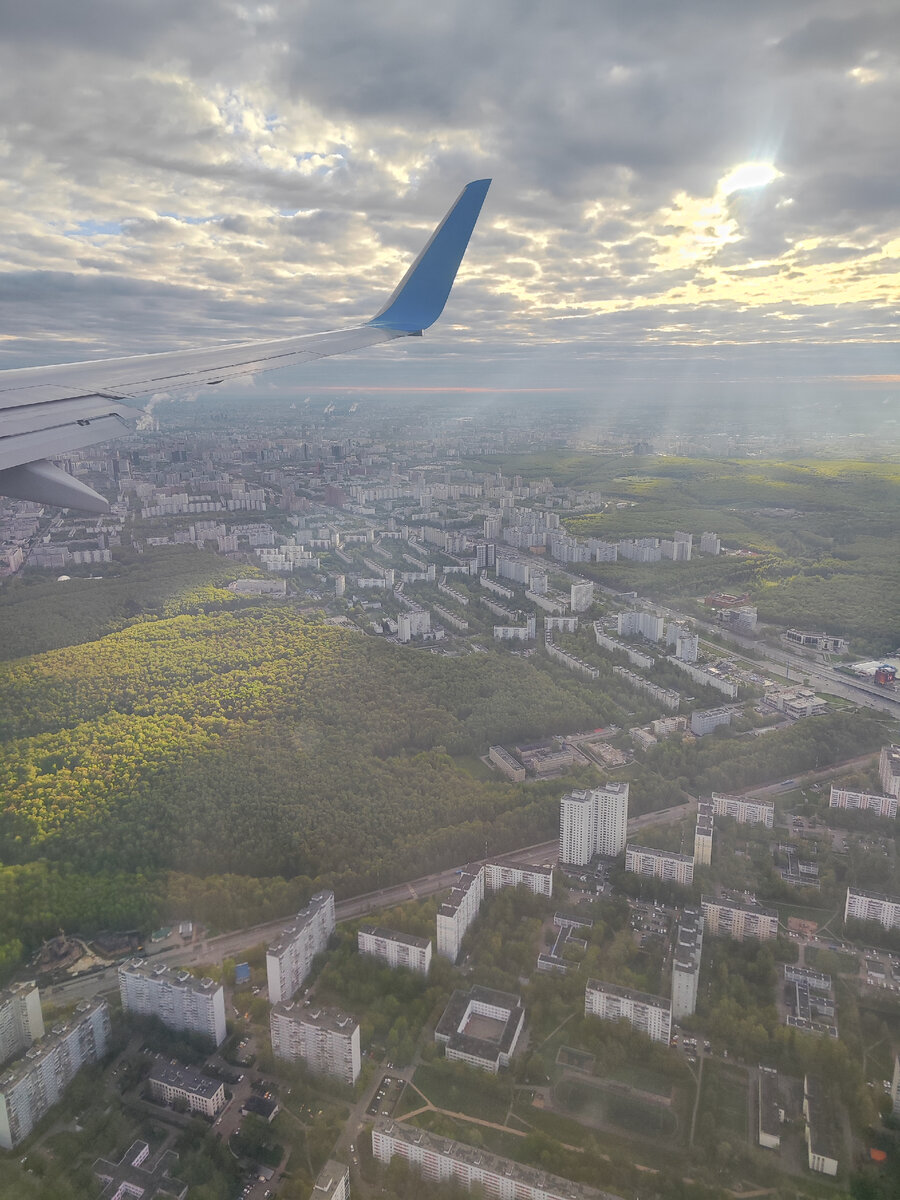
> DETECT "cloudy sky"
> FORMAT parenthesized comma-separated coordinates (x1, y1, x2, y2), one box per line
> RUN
(1, 0, 899, 405)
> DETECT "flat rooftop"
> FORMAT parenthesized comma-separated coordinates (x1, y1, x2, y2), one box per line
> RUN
(358, 924, 430, 949)
(271, 1001, 357, 1035)
(267, 891, 334, 955)
(586, 979, 671, 1012)
(148, 1061, 223, 1100)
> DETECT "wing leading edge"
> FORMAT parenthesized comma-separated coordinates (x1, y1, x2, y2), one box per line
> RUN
(0, 179, 491, 512)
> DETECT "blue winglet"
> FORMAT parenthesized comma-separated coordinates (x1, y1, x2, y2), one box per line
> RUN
(368, 179, 491, 332)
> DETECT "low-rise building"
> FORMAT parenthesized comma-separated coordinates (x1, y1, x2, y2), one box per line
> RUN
(690, 707, 733, 736)
(270, 1002, 360, 1085)
(372, 1119, 613, 1200)
(844, 885, 900, 931)
(584, 980, 671, 1045)
(488, 744, 526, 782)
(434, 986, 525, 1074)
(147, 1062, 226, 1117)
(803, 1075, 841, 1176)
(437, 867, 485, 962)
(758, 1067, 784, 1150)
(625, 843, 694, 886)
(357, 925, 432, 975)
(701, 895, 778, 941)
(94, 1139, 188, 1200)
(0, 998, 110, 1150)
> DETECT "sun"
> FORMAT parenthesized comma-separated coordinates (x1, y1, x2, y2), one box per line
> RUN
(719, 161, 782, 195)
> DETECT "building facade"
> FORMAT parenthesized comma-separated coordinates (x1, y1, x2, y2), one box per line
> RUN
(829, 785, 897, 819)
(879, 745, 900, 798)
(483, 860, 553, 897)
(436, 867, 485, 962)
(0, 998, 110, 1150)
(357, 925, 433, 975)
(372, 1120, 610, 1200)
(584, 980, 672, 1045)
(844, 886, 900, 931)
(711, 793, 775, 827)
(701, 896, 778, 941)
(694, 803, 714, 867)
(270, 1002, 361, 1085)
(118, 961, 226, 1046)
(312, 1159, 351, 1200)
(690, 707, 733, 736)
(266, 891, 336, 1004)
(559, 783, 629, 866)
(0, 982, 44, 1069)
(625, 843, 694, 886)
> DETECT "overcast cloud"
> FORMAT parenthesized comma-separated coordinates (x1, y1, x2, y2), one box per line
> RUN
(0, 0, 898, 402)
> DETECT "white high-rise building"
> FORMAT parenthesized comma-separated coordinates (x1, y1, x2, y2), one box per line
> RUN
(267, 891, 336, 1003)
(617, 610, 665, 641)
(436, 867, 485, 962)
(878, 746, 900, 798)
(559, 783, 629, 866)
(357, 926, 432, 975)
(0, 982, 44, 1069)
(699, 532, 721, 555)
(584, 980, 671, 1044)
(118, 961, 226, 1046)
(701, 896, 778, 941)
(483, 861, 553, 897)
(671, 909, 703, 1021)
(0, 998, 110, 1149)
(312, 1160, 351, 1200)
(270, 1002, 360, 1085)
(570, 581, 594, 612)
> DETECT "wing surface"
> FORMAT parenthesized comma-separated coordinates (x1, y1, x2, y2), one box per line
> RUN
(0, 179, 490, 511)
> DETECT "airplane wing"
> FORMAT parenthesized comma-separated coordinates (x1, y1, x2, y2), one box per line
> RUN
(0, 178, 491, 512)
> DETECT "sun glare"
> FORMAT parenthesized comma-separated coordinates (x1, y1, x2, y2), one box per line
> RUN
(719, 161, 782, 195)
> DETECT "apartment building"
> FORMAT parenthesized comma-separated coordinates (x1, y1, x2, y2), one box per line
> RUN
(880, 745, 900, 798)
(711, 793, 775, 828)
(803, 1075, 841, 1176)
(625, 843, 694, 886)
(0, 982, 44, 1069)
(312, 1160, 351, 1200)
(844, 886, 900, 931)
(690, 707, 733, 736)
(488, 745, 526, 781)
(118, 961, 226, 1046)
(671, 909, 704, 1021)
(373, 1120, 610, 1199)
(0, 998, 110, 1150)
(699, 532, 721, 555)
(694, 803, 714, 867)
(559, 783, 629, 866)
(357, 925, 433, 975)
(617, 610, 665, 642)
(437, 867, 485, 962)
(266, 891, 336, 1003)
(570, 581, 594, 612)
(483, 860, 553, 897)
(270, 1002, 361, 1085)
(584, 980, 672, 1045)
(701, 895, 778, 941)
(829, 785, 897, 819)
(147, 1062, 226, 1117)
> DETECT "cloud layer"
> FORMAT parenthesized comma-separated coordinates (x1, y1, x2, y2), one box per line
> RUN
(1, 0, 898, 397)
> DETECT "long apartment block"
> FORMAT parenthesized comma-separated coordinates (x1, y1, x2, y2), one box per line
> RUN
(844, 886, 900, 931)
(0, 998, 110, 1150)
(829, 786, 897, 819)
(118, 960, 226, 1046)
(266, 890, 336, 1003)
(711, 792, 775, 827)
(701, 895, 778, 941)
(437, 867, 485, 963)
(671, 908, 704, 1021)
(584, 980, 672, 1045)
(625, 843, 694, 886)
(483, 860, 553, 897)
(373, 1119, 616, 1200)
(357, 925, 432, 975)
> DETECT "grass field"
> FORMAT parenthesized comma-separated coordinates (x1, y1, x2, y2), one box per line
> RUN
(605, 1064, 673, 1100)
(554, 1077, 678, 1138)
(697, 1060, 749, 1142)
(805, 945, 860, 975)
(412, 1063, 510, 1125)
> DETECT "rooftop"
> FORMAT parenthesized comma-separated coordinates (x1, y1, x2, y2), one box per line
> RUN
(0, 997, 108, 1090)
(626, 843, 694, 864)
(148, 1061, 224, 1100)
(267, 891, 334, 956)
(358, 924, 431, 949)
(271, 1001, 358, 1035)
(702, 894, 778, 917)
(586, 979, 671, 1012)
(120, 960, 220, 994)
(94, 1139, 187, 1200)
